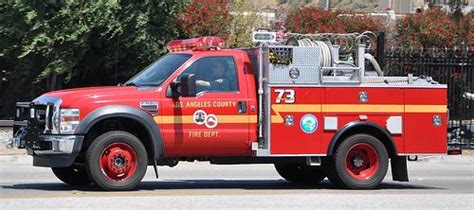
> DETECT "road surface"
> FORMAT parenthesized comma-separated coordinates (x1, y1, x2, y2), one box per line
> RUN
(0, 155, 473, 210)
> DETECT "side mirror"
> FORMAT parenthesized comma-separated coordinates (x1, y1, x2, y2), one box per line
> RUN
(170, 73, 196, 97)
(180, 73, 196, 97)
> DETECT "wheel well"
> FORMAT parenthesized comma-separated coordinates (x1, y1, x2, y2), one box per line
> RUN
(329, 125, 397, 157)
(81, 117, 153, 163)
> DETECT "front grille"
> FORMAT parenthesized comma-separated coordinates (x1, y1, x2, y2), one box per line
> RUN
(14, 103, 53, 133)
(14, 102, 55, 149)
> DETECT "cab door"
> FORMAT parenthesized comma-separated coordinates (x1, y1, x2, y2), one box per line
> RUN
(160, 55, 252, 156)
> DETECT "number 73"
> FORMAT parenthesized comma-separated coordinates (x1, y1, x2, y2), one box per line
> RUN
(275, 89, 295, 104)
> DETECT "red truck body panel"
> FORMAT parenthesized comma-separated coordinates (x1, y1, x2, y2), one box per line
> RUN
(269, 86, 447, 155)
(41, 48, 447, 158)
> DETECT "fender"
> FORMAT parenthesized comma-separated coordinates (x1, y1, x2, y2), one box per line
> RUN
(327, 121, 397, 156)
(75, 105, 164, 160)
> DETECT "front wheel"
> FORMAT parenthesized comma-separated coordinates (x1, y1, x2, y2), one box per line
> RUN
(326, 134, 389, 189)
(275, 163, 326, 184)
(85, 131, 148, 191)
(52, 165, 91, 186)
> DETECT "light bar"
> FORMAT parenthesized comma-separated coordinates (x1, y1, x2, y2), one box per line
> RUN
(252, 31, 277, 43)
(167, 36, 225, 52)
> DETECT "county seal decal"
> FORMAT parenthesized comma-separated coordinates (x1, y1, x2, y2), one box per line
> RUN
(300, 114, 318, 134)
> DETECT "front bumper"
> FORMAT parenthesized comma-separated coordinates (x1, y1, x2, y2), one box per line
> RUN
(10, 100, 84, 167)
(8, 134, 84, 167)
(9, 135, 84, 155)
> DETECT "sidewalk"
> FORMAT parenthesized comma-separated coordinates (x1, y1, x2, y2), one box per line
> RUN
(0, 126, 25, 155)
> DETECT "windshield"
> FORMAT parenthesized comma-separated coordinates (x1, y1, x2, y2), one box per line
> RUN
(125, 54, 191, 87)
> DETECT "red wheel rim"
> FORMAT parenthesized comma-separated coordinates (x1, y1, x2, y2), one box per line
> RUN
(344, 143, 379, 180)
(100, 142, 137, 181)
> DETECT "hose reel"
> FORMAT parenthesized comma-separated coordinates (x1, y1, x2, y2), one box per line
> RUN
(285, 32, 384, 77)
(286, 37, 333, 68)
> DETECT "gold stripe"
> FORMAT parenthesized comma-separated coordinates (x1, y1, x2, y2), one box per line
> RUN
(152, 104, 446, 125)
(271, 116, 283, 123)
(219, 115, 257, 123)
(155, 116, 194, 124)
(270, 104, 446, 123)
(322, 104, 404, 113)
(405, 105, 446, 113)
(272, 104, 322, 112)
(154, 115, 257, 124)
(271, 104, 322, 123)
(249, 115, 258, 123)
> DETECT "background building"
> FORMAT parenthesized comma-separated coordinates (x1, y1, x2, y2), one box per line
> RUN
(377, 0, 473, 13)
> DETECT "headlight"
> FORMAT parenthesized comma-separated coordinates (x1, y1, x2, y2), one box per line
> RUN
(59, 108, 80, 134)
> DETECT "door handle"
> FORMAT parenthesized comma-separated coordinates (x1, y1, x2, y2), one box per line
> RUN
(237, 101, 247, 114)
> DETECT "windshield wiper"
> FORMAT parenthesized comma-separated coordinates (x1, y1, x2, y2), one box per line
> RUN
(124, 82, 138, 86)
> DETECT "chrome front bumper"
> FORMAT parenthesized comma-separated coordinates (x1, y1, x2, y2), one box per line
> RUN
(8, 135, 83, 155)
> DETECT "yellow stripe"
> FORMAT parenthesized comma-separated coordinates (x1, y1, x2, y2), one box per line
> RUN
(271, 104, 322, 123)
(219, 115, 257, 123)
(154, 115, 257, 124)
(405, 105, 447, 113)
(322, 104, 404, 113)
(272, 104, 322, 112)
(152, 104, 446, 125)
(155, 116, 194, 124)
(270, 104, 446, 123)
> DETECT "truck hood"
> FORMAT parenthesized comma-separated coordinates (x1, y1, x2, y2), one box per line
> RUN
(41, 86, 161, 108)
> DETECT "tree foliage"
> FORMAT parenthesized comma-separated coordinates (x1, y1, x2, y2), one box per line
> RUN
(0, 0, 187, 119)
(285, 6, 383, 34)
(226, 0, 263, 48)
(177, 0, 263, 48)
(177, 0, 232, 39)
(396, 7, 472, 48)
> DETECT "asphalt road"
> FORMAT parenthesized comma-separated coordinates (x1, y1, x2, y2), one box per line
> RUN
(0, 155, 473, 210)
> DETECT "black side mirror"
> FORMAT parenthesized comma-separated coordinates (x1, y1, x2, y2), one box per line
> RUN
(169, 73, 196, 97)
(180, 73, 196, 97)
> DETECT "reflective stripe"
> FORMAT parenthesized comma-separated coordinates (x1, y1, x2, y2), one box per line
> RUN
(270, 104, 446, 123)
(155, 115, 257, 124)
(154, 104, 446, 124)
(323, 104, 404, 113)
(405, 105, 446, 113)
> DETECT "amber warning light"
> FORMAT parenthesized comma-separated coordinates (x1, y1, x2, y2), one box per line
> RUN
(167, 36, 225, 52)
(252, 31, 277, 43)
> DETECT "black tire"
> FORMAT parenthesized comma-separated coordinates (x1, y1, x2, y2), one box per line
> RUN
(327, 134, 389, 189)
(274, 163, 326, 184)
(85, 131, 148, 191)
(322, 157, 343, 187)
(52, 165, 91, 186)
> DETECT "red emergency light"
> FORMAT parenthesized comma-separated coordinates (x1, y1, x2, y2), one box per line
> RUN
(167, 36, 225, 52)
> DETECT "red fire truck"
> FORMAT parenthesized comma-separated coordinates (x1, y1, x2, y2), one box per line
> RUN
(8, 32, 447, 191)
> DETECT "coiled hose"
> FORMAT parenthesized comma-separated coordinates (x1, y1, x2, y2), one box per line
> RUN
(288, 38, 333, 68)
(287, 36, 384, 76)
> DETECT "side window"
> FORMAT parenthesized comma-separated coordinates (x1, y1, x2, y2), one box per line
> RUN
(181, 56, 238, 93)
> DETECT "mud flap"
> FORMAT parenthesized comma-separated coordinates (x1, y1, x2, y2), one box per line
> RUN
(153, 158, 159, 178)
(391, 156, 409, 182)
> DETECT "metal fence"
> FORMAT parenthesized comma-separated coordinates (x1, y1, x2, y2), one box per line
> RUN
(384, 46, 474, 149)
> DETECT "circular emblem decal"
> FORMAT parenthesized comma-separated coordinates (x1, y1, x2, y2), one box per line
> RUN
(300, 114, 318, 134)
(205, 114, 218, 129)
(192, 110, 219, 129)
(193, 110, 207, 125)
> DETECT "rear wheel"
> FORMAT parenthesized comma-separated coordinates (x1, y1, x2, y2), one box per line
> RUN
(52, 165, 91, 186)
(85, 131, 148, 191)
(326, 134, 388, 189)
(275, 163, 326, 184)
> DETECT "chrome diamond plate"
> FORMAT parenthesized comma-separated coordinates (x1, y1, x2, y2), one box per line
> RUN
(293, 46, 321, 66)
(268, 46, 321, 85)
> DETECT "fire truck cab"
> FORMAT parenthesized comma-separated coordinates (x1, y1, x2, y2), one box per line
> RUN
(9, 33, 447, 191)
